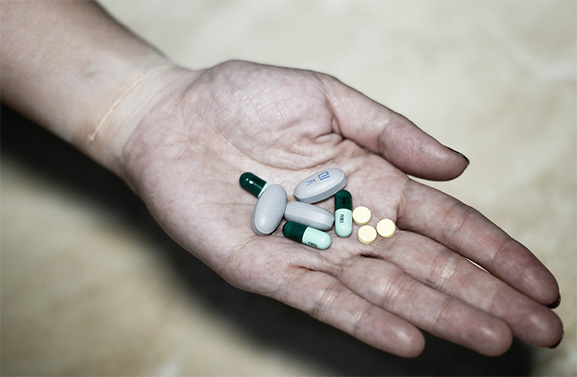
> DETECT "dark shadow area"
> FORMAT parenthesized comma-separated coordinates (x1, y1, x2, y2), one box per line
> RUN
(1, 103, 533, 376)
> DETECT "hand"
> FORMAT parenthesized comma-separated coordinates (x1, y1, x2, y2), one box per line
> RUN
(119, 60, 562, 357)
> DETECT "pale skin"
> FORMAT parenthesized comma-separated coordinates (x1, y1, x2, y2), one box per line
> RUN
(1, 1, 563, 358)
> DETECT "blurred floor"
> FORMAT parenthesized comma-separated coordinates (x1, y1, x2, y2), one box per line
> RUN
(2, 1, 575, 375)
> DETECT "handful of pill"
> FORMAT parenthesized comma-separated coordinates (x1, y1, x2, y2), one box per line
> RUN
(239, 169, 396, 249)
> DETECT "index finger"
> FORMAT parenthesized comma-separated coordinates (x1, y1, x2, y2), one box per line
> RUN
(320, 75, 470, 181)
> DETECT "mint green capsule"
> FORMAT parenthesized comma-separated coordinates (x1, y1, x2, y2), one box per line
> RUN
(283, 221, 331, 250)
(334, 190, 353, 237)
(240, 172, 270, 198)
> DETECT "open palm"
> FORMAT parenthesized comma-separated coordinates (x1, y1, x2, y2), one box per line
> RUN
(120, 61, 562, 357)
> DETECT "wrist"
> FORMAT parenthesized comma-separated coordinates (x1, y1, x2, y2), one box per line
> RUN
(0, 0, 189, 176)
(88, 65, 201, 180)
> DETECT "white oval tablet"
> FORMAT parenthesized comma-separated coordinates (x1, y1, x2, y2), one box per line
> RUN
(252, 184, 287, 235)
(284, 201, 334, 231)
(294, 168, 347, 203)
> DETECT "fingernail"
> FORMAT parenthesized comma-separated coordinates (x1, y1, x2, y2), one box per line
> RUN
(549, 333, 563, 349)
(547, 295, 561, 309)
(446, 147, 470, 166)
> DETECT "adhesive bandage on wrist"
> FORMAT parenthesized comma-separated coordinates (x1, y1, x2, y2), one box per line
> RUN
(89, 63, 173, 142)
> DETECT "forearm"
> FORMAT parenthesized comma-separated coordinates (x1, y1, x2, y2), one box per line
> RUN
(0, 0, 173, 173)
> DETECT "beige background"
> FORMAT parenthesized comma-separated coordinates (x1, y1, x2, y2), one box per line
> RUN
(2, 0, 575, 375)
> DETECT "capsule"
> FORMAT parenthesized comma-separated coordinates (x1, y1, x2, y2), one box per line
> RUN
(240, 172, 269, 198)
(334, 190, 353, 237)
(282, 221, 331, 250)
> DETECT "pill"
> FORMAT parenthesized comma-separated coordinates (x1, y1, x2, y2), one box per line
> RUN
(357, 225, 377, 244)
(283, 221, 332, 250)
(294, 168, 347, 203)
(377, 218, 396, 238)
(252, 184, 287, 235)
(334, 190, 353, 237)
(284, 201, 334, 231)
(352, 206, 371, 225)
(240, 172, 269, 198)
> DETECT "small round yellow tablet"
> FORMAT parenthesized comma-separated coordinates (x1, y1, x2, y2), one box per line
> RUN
(352, 206, 371, 225)
(357, 225, 377, 244)
(377, 218, 396, 238)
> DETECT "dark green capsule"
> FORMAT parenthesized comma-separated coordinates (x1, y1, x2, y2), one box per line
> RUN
(334, 189, 352, 210)
(239, 172, 269, 198)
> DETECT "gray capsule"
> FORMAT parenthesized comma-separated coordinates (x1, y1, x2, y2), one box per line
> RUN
(294, 168, 347, 203)
(252, 184, 287, 235)
(284, 201, 334, 231)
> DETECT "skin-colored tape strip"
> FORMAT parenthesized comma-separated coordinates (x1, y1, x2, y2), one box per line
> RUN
(89, 63, 173, 142)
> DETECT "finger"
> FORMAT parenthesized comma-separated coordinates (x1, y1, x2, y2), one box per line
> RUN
(332, 255, 513, 356)
(275, 267, 425, 358)
(368, 230, 564, 348)
(342, 166, 562, 348)
(320, 75, 469, 181)
(397, 179, 561, 307)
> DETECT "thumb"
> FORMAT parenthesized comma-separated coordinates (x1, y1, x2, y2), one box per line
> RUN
(322, 76, 469, 181)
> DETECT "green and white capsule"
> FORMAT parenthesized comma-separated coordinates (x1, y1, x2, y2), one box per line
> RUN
(283, 221, 331, 250)
(334, 190, 353, 237)
(239, 172, 270, 198)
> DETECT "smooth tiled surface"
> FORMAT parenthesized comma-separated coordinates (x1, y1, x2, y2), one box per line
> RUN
(2, 1, 575, 375)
